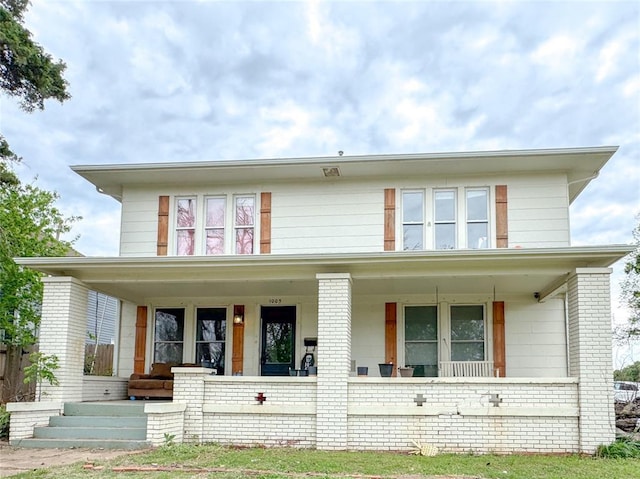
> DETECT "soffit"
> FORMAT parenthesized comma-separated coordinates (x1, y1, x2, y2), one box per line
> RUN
(71, 146, 617, 203)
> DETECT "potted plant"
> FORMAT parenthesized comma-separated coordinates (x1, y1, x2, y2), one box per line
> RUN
(378, 362, 394, 377)
(398, 366, 414, 377)
(357, 366, 368, 376)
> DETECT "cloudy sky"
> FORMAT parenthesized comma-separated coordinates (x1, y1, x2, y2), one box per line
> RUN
(2, 1, 639, 359)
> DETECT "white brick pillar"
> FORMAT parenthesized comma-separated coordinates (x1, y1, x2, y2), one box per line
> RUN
(567, 268, 615, 453)
(172, 367, 207, 443)
(316, 273, 351, 450)
(39, 277, 89, 402)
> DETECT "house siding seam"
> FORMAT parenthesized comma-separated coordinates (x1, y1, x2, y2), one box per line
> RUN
(39, 277, 89, 402)
(567, 269, 615, 453)
(316, 273, 351, 450)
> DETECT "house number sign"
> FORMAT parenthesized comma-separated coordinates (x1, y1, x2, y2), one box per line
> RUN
(269, 298, 282, 304)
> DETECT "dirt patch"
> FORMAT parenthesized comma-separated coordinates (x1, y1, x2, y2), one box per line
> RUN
(0, 441, 147, 477)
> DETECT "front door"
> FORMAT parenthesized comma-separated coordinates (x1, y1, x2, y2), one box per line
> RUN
(260, 305, 296, 376)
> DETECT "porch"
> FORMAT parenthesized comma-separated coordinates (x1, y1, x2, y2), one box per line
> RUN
(11, 247, 628, 453)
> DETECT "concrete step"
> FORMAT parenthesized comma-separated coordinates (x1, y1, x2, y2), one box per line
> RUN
(34, 426, 146, 440)
(50, 415, 147, 428)
(11, 438, 150, 450)
(63, 402, 146, 417)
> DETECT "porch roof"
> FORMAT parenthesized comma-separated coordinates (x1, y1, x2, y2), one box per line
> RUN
(17, 246, 631, 303)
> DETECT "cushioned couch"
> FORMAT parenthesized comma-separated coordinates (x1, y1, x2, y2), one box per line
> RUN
(128, 363, 176, 399)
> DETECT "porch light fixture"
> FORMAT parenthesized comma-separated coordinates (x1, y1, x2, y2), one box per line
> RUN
(233, 313, 244, 324)
(322, 166, 341, 177)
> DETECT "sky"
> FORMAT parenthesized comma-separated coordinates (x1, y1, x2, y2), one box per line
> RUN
(2, 1, 639, 362)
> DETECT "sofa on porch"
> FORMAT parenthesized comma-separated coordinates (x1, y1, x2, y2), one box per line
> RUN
(128, 363, 180, 399)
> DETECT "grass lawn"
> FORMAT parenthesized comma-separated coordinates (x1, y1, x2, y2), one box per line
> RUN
(7, 444, 640, 479)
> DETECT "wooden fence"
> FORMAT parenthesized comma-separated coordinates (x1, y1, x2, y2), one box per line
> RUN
(0, 344, 37, 403)
(84, 344, 114, 376)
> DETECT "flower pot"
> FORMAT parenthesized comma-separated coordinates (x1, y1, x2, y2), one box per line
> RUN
(289, 368, 298, 376)
(398, 367, 414, 377)
(308, 366, 317, 376)
(378, 363, 394, 377)
(357, 366, 368, 376)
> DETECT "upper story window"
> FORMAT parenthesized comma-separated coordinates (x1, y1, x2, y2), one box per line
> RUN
(205, 197, 225, 255)
(176, 198, 196, 255)
(402, 191, 424, 250)
(401, 187, 490, 251)
(173, 194, 256, 256)
(434, 190, 457, 249)
(234, 196, 255, 254)
(154, 308, 185, 364)
(466, 189, 488, 249)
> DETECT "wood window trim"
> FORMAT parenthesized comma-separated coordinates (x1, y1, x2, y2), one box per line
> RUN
(495, 185, 508, 248)
(260, 192, 271, 254)
(384, 189, 395, 251)
(492, 301, 506, 377)
(134, 306, 147, 374)
(157, 196, 169, 256)
(385, 302, 397, 376)
(232, 304, 245, 374)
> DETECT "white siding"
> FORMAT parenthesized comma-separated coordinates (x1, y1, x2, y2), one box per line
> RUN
(271, 183, 383, 254)
(505, 297, 568, 377)
(506, 174, 570, 247)
(117, 172, 572, 256)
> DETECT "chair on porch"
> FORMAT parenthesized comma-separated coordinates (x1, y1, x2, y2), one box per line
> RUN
(439, 361, 496, 377)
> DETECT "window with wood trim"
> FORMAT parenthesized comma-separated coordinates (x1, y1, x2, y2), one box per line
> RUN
(450, 305, 486, 361)
(400, 186, 492, 250)
(175, 198, 196, 256)
(404, 305, 438, 377)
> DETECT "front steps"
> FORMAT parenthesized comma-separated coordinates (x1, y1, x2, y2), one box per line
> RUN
(14, 402, 150, 449)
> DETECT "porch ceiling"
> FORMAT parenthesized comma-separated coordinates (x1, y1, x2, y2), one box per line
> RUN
(17, 246, 631, 303)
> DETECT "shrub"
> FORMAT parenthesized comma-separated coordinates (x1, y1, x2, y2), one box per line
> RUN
(596, 437, 640, 458)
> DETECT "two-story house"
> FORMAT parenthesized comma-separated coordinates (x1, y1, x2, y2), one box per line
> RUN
(9, 146, 631, 453)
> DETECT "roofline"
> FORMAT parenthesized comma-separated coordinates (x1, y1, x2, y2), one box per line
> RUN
(71, 145, 619, 173)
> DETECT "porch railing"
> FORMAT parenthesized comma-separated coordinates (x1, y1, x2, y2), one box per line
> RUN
(439, 361, 496, 377)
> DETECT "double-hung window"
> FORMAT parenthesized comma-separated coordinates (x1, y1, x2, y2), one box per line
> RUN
(404, 305, 438, 377)
(195, 307, 226, 375)
(402, 190, 424, 250)
(176, 198, 196, 256)
(450, 305, 486, 361)
(153, 308, 185, 364)
(400, 186, 491, 250)
(234, 195, 255, 254)
(434, 190, 456, 249)
(205, 197, 226, 255)
(466, 189, 488, 249)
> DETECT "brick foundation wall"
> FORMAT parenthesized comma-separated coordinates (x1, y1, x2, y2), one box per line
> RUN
(6, 402, 62, 444)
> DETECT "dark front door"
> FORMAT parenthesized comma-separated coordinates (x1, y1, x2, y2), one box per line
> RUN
(260, 305, 296, 376)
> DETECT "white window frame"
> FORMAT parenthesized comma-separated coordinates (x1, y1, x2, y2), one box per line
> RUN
(399, 301, 492, 377)
(401, 189, 425, 251)
(398, 186, 493, 251)
(203, 196, 226, 255)
(194, 306, 229, 375)
(233, 194, 256, 255)
(175, 197, 197, 256)
(465, 187, 489, 249)
(433, 188, 457, 250)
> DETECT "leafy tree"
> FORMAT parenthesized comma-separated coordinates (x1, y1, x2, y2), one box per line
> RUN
(620, 219, 640, 339)
(0, 0, 70, 174)
(0, 182, 79, 402)
(614, 361, 640, 382)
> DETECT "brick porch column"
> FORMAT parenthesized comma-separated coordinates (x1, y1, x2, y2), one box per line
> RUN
(316, 273, 352, 450)
(39, 277, 89, 402)
(567, 268, 615, 453)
